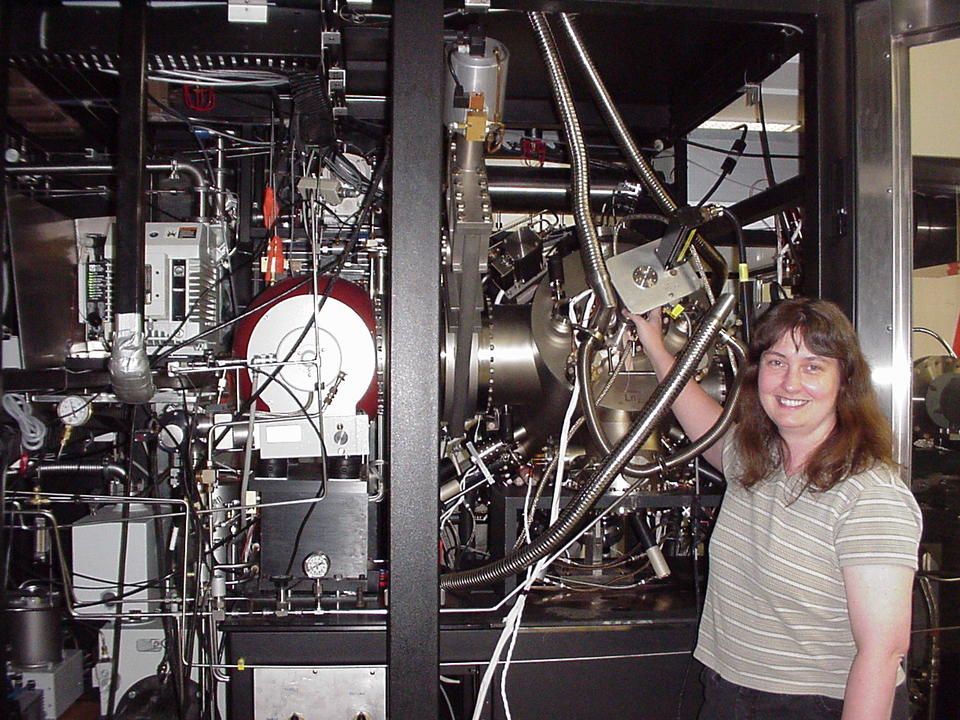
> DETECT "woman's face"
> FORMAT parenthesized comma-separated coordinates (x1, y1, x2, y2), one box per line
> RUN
(757, 330, 842, 441)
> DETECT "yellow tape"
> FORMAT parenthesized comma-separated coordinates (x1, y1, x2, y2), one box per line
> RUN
(676, 229, 697, 263)
(738, 263, 750, 282)
(667, 303, 684, 319)
(237, 657, 246, 672)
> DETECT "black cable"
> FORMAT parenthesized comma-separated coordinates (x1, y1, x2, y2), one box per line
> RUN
(105, 407, 137, 720)
(696, 125, 748, 207)
(721, 206, 752, 344)
(151, 274, 313, 364)
(147, 93, 216, 185)
(0, 428, 16, 593)
(148, 199, 296, 362)
(71, 569, 170, 587)
(685, 138, 799, 160)
(272, 374, 328, 577)
(446, 48, 464, 97)
(210, 140, 389, 448)
(282, 479, 326, 577)
(755, 87, 797, 239)
(203, 517, 259, 558)
(72, 575, 173, 607)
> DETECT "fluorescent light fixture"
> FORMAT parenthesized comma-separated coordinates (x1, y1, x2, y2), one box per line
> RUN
(698, 120, 802, 132)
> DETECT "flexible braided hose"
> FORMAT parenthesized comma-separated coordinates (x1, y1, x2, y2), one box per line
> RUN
(528, 12, 616, 311)
(557, 13, 677, 216)
(440, 294, 736, 590)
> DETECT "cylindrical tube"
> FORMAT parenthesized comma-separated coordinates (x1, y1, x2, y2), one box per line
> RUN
(528, 12, 615, 311)
(558, 14, 677, 216)
(3, 591, 63, 667)
(444, 38, 509, 133)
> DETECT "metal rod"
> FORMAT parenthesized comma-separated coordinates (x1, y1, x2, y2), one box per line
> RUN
(115, 0, 148, 317)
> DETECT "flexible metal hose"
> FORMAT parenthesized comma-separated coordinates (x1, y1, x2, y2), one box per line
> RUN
(440, 294, 735, 590)
(558, 14, 677, 216)
(627, 329, 744, 477)
(36, 462, 128, 481)
(691, 234, 728, 299)
(554, 12, 735, 465)
(576, 306, 740, 479)
(528, 12, 615, 311)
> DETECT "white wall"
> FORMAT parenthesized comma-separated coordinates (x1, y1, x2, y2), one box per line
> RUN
(911, 40, 960, 359)
(911, 38, 960, 158)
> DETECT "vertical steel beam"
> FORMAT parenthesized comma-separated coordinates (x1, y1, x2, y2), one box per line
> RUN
(853, 0, 913, 468)
(115, 0, 148, 316)
(0, 0, 10, 384)
(801, 2, 854, 313)
(388, 1, 443, 718)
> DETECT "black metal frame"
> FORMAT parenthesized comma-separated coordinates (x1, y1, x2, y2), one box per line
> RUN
(114, 0, 148, 317)
(387, 2, 444, 717)
(1, 2, 856, 718)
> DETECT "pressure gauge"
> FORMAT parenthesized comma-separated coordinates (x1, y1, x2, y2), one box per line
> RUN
(302, 552, 330, 579)
(57, 395, 92, 427)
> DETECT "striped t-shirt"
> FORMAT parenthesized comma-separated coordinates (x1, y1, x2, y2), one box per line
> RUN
(693, 438, 922, 699)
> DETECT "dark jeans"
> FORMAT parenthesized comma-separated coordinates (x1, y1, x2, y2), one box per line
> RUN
(698, 668, 910, 720)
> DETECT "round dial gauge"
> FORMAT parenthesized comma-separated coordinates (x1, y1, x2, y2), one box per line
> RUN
(57, 396, 93, 427)
(302, 552, 330, 579)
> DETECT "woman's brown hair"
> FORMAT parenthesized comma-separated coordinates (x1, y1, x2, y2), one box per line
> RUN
(732, 297, 893, 491)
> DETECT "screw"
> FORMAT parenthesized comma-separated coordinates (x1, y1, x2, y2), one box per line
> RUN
(632, 265, 658, 288)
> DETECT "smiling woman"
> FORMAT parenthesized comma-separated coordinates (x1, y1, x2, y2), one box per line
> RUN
(757, 332, 842, 466)
(733, 298, 895, 492)
(627, 297, 922, 720)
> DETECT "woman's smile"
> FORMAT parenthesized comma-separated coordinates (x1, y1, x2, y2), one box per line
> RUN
(757, 331, 841, 442)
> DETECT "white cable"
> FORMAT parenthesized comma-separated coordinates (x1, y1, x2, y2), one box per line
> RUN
(521, 471, 535, 544)
(498, 587, 527, 720)
(554, 290, 594, 521)
(479, 290, 597, 720)
(440, 683, 457, 720)
(2, 394, 47, 451)
(97, 68, 288, 87)
(471, 582, 528, 720)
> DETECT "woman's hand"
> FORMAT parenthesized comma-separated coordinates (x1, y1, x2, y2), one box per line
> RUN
(624, 304, 726, 471)
(623, 306, 669, 365)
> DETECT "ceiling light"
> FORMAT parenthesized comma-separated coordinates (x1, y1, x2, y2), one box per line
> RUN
(697, 120, 802, 133)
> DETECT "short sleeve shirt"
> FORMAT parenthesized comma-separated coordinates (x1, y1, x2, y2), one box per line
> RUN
(693, 437, 922, 699)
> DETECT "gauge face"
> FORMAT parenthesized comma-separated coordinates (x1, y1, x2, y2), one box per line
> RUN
(57, 395, 93, 427)
(302, 552, 330, 579)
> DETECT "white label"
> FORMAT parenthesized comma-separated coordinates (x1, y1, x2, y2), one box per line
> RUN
(264, 424, 303, 443)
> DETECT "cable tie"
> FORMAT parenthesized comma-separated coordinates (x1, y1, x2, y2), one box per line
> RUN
(466, 442, 495, 485)
(571, 324, 604, 343)
(738, 263, 750, 282)
(656, 455, 670, 478)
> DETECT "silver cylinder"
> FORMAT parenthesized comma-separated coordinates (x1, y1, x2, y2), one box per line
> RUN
(444, 38, 509, 132)
(3, 590, 63, 667)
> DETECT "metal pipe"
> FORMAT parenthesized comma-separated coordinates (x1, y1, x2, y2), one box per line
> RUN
(528, 12, 615, 311)
(557, 14, 677, 216)
(214, 136, 227, 219)
(486, 166, 653, 213)
(109, 0, 154, 407)
(440, 294, 736, 590)
(913, 327, 957, 359)
(4, 162, 209, 218)
(35, 462, 127, 482)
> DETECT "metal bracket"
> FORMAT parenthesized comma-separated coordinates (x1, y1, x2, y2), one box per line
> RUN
(227, 0, 268, 24)
(606, 238, 702, 315)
